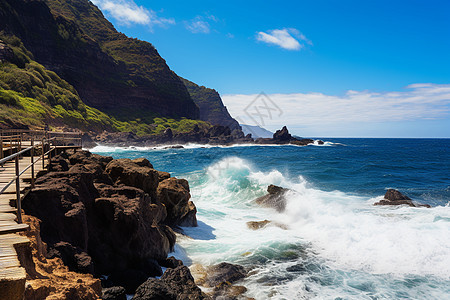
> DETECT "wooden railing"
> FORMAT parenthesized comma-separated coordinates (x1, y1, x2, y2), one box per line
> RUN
(0, 130, 83, 223)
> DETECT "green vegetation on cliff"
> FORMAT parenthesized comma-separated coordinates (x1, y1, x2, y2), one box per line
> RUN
(0, 33, 207, 135)
(0, 0, 238, 135)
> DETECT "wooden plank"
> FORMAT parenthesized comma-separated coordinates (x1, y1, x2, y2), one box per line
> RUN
(0, 224, 28, 235)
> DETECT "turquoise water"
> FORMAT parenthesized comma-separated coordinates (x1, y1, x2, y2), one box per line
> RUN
(93, 139, 450, 299)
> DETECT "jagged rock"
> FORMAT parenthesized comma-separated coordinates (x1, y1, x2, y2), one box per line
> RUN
(273, 126, 292, 142)
(157, 178, 198, 227)
(133, 266, 207, 300)
(159, 256, 184, 269)
(102, 286, 127, 300)
(105, 159, 159, 196)
(374, 189, 431, 207)
(255, 185, 290, 212)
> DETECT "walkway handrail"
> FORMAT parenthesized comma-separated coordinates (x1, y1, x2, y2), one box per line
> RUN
(0, 130, 81, 224)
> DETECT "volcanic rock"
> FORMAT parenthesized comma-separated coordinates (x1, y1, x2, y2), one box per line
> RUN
(374, 189, 431, 207)
(157, 178, 198, 227)
(22, 151, 178, 285)
(133, 266, 207, 300)
(105, 158, 159, 196)
(102, 286, 127, 300)
(255, 185, 290, 212)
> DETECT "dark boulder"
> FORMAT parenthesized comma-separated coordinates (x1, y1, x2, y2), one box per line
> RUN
(157, 178, 198, 227)
(255, 185, 290, 212)
(102, 286, 127, 300)
(374, 189, 431, 208)
(105, 159, 159, 196)
(133, 266, 207, 300)
(158, 256, 183, 269)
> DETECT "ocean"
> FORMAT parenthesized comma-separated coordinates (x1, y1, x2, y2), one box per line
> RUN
(92, 138, 450, 299)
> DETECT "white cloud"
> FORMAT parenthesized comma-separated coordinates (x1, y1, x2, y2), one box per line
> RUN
(184, 15, 219, 34)
(222, 84, 450, 135)
(256, 28, 312, 51)
(185, 19, 210, 34)
(91, 0, 175, 28)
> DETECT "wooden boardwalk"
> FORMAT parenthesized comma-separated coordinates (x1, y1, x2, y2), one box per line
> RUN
(0, 157, 38, 299)
(0, 130, 82, 300)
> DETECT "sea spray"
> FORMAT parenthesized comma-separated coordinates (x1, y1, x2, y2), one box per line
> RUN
(179, 157, 450, 299)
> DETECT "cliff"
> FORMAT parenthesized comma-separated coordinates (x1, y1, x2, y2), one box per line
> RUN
(0, 0, 199, 122)
(181, 78, 241, 130)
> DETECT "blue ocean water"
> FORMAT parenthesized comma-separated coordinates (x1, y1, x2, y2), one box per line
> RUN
(93, 139, 450, 299)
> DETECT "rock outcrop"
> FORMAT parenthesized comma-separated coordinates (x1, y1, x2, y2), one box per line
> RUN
(157, 178, 198, 227)
(190, 263, 248, 300)
(22, 150, 198, 294)
(374, 189, 431, 208)
(255, 185, 291, 212)
(133, 266, 208, 300)
(255, 126, 320, 146)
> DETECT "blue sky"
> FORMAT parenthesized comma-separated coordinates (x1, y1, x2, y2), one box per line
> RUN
(91, 0, 450, 137)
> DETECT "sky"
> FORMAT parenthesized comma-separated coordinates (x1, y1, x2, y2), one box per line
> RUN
(91, 0, 450, 137)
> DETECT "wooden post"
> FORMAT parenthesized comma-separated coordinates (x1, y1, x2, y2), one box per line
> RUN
(19, 133, 22, 159)
(0, 136, 3, 160)
(42, 138, 45, 169)
(31, 136, 35, 188)
(15, 156, 22, 224)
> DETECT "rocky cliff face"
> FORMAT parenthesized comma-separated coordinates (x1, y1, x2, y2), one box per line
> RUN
(182, 78, 240, 130)
(0, 0, 199, 120)
(22, 150, 198, 293)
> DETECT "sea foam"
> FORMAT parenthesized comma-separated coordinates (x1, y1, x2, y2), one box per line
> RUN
(178, 156, 450, 299)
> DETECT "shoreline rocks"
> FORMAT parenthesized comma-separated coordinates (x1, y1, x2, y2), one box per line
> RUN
(21, 150, 200, 295)
(87, 125, 322, 149)
(133, 266, 208, 300)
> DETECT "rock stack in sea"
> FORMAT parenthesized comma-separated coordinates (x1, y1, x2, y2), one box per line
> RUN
(374, 189, 431, 208)
(21, 150, 202, 296)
